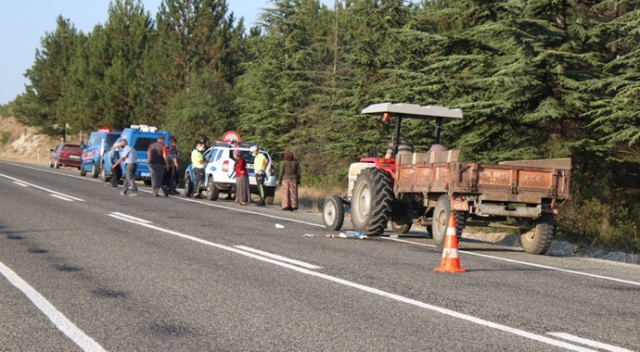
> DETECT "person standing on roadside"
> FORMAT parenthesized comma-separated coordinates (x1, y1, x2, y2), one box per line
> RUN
(148, 135, 169, 197)
(231, 150, 250, 205)
(165, 137, 180, 195)
(112, 139, 138, 197)
(277, 151, 300, 211)
(251, 145, 268, 206)
(109, 143, 122, 188)
(191, 141, 206, 198)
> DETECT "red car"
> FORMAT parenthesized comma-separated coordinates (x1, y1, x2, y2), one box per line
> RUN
(50, 143, 83, 169)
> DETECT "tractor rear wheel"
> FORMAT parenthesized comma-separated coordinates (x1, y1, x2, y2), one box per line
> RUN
(350, 168, 393, 236)
(520, 214, 555, 255)
(322, 195, 345, 231)
(431, 194, 466, 249)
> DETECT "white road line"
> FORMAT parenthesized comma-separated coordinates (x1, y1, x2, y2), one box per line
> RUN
(5, 161, 637, 288)
(234, 245, 322, 269)
(50, 194, 74, 202)
(177, 195, 324, 227)
(110, 212, 152, 224)
(2, 161, 323, 228)
(110, 215, 596, 352)
(548, 332, 633, 352)
(0, 261, 107, 352)
(384, 237, 640, 287)
(13, 181, 28, 187)
(0, 172, 85, 202)
(1, 161, 90, 182)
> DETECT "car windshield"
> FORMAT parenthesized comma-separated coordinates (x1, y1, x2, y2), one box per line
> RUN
(88, 134, 102, 147)
(105, 134, 119, 148)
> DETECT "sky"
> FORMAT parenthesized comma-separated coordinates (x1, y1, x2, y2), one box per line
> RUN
(0, 0, 331, 106)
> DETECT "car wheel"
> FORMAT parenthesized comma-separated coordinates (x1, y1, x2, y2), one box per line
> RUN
(100, 165, 111, 182)
(265, 186, 276, 205)
(206, 176, 219, 201)
(91, 163, 100, 178)
(184, 172, 193, 198)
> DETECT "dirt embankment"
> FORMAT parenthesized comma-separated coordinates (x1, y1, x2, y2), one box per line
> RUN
(0, 116, 59, 164)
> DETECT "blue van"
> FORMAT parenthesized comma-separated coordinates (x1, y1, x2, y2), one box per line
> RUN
(80, 129, 121, 178)
(102, 125, 171, 185)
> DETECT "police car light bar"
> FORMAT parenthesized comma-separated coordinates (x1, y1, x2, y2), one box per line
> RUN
(130, 125, 158, 133)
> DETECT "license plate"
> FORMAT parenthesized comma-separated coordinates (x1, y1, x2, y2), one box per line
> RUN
(70, 155, 80, 159)
(141, 172, 150, 177)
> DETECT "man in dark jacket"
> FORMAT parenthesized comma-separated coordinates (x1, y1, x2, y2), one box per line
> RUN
(148, 135, 169, 197)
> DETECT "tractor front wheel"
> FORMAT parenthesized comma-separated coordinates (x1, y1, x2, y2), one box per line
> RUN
(350, 168, 393, 236)
(322, 195, 345, 231)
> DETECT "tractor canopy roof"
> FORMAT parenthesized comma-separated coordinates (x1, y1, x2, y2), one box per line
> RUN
(361, 103, 463, 120)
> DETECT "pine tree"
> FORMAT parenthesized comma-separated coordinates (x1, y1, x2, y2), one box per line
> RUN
(18, 16, 82, 136)
(100, 0, 154, 129)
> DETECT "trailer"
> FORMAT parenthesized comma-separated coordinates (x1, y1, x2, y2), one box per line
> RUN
(322, 103, 572, 255)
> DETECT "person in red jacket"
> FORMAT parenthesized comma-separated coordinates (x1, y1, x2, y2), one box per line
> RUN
(231, 150, 250, 205)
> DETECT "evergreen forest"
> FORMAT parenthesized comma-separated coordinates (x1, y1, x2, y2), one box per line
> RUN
(1, 0, 639, 253)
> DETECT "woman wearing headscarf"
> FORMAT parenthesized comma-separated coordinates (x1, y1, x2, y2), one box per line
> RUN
(232, 149, 250, 205)
(277, 151, 300, 211)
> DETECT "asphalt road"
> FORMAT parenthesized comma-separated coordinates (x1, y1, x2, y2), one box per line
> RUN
(1, 160, 638, 352)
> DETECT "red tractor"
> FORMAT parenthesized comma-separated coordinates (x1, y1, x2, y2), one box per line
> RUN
(322, 103, 572, 255)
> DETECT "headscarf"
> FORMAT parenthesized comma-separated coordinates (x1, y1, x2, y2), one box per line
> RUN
(428, 143, 446, 152)
(284, 151, 294, 161)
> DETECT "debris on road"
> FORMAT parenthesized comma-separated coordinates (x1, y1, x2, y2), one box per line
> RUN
(325, 232, 367, 239)
(275, 224, 284, 229)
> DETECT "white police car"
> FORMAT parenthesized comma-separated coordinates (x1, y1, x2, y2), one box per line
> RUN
(184, 142, 277, 204)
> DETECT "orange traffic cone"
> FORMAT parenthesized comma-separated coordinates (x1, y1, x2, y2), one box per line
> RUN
(434, 213, 466, 273)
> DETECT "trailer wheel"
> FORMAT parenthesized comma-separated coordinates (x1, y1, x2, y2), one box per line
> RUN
(390, 194, 413, 234)
(322, 195, 345, 231)
(521, 214, 555, 255)
(351, 168, 393, 236)
(432, 195, 466, 249)
(389, 220, 412, 234)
